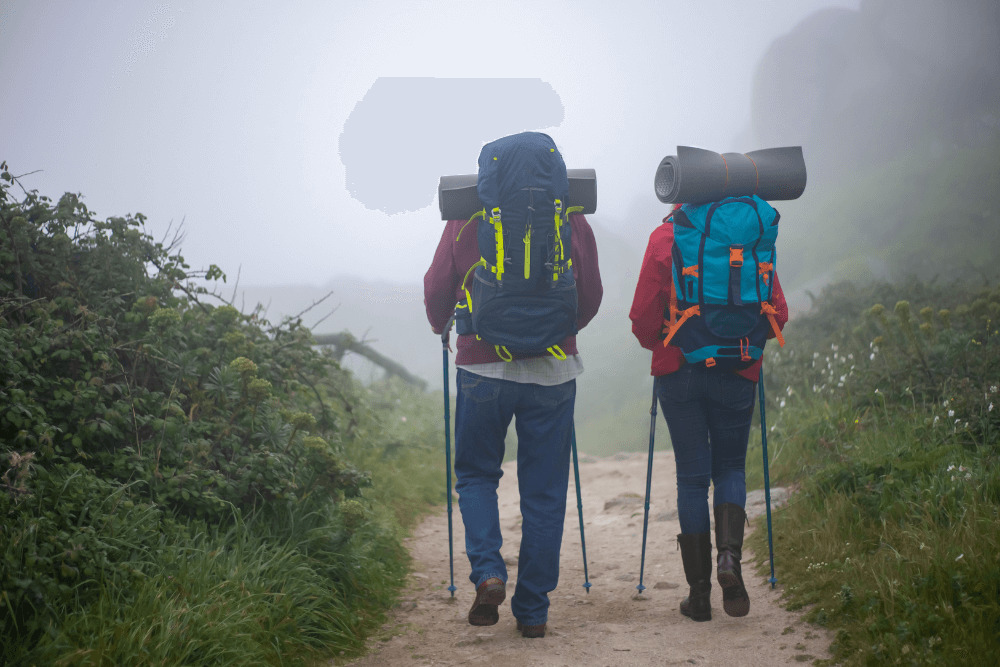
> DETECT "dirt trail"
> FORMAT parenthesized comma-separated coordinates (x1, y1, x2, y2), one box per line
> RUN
(343, 452, 830, 666)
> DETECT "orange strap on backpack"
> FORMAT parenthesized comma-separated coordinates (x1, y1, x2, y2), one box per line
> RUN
(661, 282, 700, 348)
(760, 301, 785, 347)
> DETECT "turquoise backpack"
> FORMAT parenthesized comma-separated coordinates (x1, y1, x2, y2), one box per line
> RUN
(661, 195, 785, 368)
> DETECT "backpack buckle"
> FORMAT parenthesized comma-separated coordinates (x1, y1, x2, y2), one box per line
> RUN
(729, 247, 744, 267)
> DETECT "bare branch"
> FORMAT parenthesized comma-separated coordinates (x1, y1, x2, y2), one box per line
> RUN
(312, 331, 426, 390)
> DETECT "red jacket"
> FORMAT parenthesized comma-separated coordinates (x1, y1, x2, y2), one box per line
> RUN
(424, 214, 603, 365)
(629, 215, 788, 382)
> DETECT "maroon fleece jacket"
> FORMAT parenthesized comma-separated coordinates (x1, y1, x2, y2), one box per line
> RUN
(424, 214, 603, 365)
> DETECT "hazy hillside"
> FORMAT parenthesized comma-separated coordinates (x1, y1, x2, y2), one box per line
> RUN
(232, 0, 1000, 455)
(751, 0, 1000, 296)
(231, 218, 671, 455)
(233, 277, 434, 385)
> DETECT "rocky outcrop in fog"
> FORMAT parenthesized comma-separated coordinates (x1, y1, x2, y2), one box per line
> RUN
(752, 0, 1000, 180)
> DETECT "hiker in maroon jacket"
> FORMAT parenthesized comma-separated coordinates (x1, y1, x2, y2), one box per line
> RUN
(629, 205, 788, 622)
(424, 209, 602, 638)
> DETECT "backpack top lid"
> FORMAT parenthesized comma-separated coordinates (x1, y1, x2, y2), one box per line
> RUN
(678, 195, 779, 246)
(476, 132, 569, 207)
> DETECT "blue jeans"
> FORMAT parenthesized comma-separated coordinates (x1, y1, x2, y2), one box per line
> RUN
(454, 368, 575, 626)
(655, 365, 757, 534)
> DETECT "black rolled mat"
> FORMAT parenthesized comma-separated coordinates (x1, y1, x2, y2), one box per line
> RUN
(438, 168, 597, 220)
(654, 146, 806, 204)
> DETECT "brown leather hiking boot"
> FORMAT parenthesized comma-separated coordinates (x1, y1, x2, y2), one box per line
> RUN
(468, 577, 506, 626)
(516, 620, 546, 638)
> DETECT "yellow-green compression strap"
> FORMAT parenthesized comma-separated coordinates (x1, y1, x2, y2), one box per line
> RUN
(495, 345, 513, 362)
(552, 199, 564, 281)
(489, 206, 504, 280)
(546, 345, 567, 360)
(554, 204, 583, 279)
(456, 209, 485, 241)
(460, 258, 487, 313)
(524, 225, 531, 279)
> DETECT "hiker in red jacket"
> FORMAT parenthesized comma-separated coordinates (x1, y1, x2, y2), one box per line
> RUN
(424, 207, 602, 638)
(629, 205, 788, 622)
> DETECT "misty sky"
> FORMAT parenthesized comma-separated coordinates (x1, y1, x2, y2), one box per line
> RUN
(1, 0, 861, 288)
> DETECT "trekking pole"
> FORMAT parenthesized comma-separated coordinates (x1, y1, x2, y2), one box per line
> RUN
(636, 381, 658, 594)
(441, 316, 457, 597)
(570, 424, 592, 593)
(758, 367, 777, 588)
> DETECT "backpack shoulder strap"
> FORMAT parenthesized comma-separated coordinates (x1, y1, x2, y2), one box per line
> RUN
(661, 280, 700, 348)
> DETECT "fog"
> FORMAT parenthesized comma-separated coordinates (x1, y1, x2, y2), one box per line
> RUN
(4, 1, 999, 451)
(2, 0, 859, 287)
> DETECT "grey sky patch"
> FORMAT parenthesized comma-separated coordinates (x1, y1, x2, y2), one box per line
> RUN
(338, 77, 564, 214)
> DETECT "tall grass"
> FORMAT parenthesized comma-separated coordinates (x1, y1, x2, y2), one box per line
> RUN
(30, 511, 378, 665)
(745, 280, 1000, 665)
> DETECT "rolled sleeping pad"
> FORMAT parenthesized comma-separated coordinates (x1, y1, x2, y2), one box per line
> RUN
(438, 168, 597, 220)
(654, 146, 806, 204)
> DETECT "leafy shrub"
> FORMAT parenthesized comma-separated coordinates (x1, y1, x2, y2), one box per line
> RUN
(0, 163, 440, 665)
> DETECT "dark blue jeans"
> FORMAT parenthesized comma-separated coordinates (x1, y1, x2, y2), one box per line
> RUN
(454, 368, 575, 626)
(655, 365, 757, 534)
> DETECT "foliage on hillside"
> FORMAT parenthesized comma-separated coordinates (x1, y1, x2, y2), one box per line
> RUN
(745, 279, 1000, 665)
(0, 164, 443, 665)
(776, 131, 1000, 293)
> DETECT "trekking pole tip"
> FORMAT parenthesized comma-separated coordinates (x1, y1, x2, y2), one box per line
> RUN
(583, 581, 592, 593)
(769, 576, 777, 589)
(635, 583, 646, 594)
(448, 584, 457, 597)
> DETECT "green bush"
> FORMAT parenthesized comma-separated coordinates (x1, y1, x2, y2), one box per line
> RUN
(746, 279, 1000, 665)
(0, 163, 441, 665)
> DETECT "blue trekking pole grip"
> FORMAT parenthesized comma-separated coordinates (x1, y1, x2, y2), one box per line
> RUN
(758, 367, 777, 588)
(637, 381, 657, 594)
(571, 425, 592, 593)
(441, 316, 457, 597)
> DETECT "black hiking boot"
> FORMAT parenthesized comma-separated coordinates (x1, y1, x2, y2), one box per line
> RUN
(677, 532, 712, 622)
(715, 503, 750, 617)
(468, 577, 506, 626)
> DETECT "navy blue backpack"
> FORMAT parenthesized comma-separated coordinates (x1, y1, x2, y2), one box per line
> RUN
(455, 132, 579, 360)
(661, 195, 785, 368)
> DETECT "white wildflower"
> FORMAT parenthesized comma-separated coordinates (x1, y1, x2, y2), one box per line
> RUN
(948, 410, 955, 417)
(955, 553, 964, 562)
